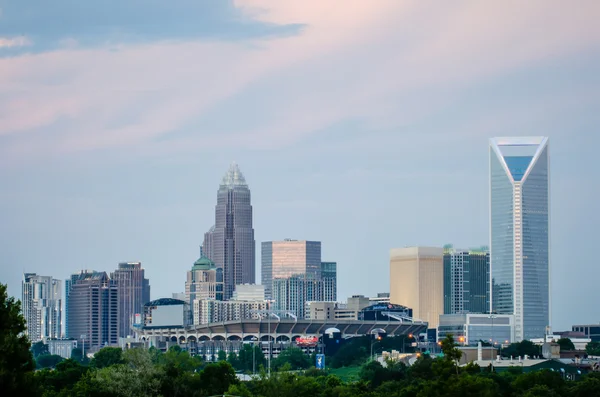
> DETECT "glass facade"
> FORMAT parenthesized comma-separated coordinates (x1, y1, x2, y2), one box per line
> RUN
(490, 137, 549, 341)
(443, 247, 490, 315)
(203, 163, 255, 300)
(110, 262, 150, 338)
(22, 273, 63, 342)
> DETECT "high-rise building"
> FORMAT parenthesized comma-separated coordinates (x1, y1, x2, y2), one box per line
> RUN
(203, 163, 255, 300)
(443, 246, 490, 315)
(389, 247, 444, 328)
(490, 137, 550, 341)
(185, 255, 224, 305)
(110, 262, 150, 338)
(67, 271, 119, 351)
(321, 261, 337, 302)
(232, 284, 265, 301)
(272, 274, 333, 319)
(261, 240, 321, 299)
(22, 273, 63, 342)
(194, 299, 268, 325)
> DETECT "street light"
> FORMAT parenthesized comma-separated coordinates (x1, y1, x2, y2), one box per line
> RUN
(250, 337, 258, 375)
(489, 314, 497, 371)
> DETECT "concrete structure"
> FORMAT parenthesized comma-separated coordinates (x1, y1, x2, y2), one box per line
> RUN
(144, 298, 190, 328)
(572, 324, 600, 342)
(370, 293, 391, 305)
(390, 247, 444, 328)
(48, 339, 77, 359)
(490, 137, 550, 340)
(530, 335, 591, 351)
(232, 284, 265, 301)
(194, 299, 268, 324)
(437, 313, 515, 345)
(443, 245, 490, 314)
(185, 254, 223, 307)
(261, 240, 321, 299)
(457, 345, 498, 365)
(203, 163, 255, 300)
(22, 273, 63, 342)
(111, 262, 150, 338)
(67, 271, 119, 351)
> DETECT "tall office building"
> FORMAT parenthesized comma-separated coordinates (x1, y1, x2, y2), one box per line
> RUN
(261, 240, 321, 299)
(443, 246, 490, 315)
(110, 262, 150, 338)
(22, 273, 63, 342)
(67, 271, 119, 351)
(203, 163, 255, 300)
(490, 137, 550, 341)
(185, 254, 224, 305)
(272, 274, 331, 319)
(321, 262, 337, 302)
(389, 247, 444, 328)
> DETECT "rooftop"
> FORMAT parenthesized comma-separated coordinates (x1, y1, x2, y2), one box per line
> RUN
(220, 162, 248, 188)
(145, 298, 186, 307)
(192, 255, 216, 271)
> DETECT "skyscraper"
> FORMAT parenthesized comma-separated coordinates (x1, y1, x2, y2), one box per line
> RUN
(490, 137, 550, 341)
(185, 254, 224, 306)
(22, 273, 63, 342)
(67, 271, 119, 351)
(321, 261, 337, 302)
(261, 240, 321, 299)
(443, 246, 490, 315)
(389, 247, 444, 328)
(203, 163, 255, 300)
(110, 262, 150, 338)
(272, 274, 328, 319)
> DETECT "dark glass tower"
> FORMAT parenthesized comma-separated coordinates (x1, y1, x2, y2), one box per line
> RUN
(203, 163, 255, 300)
(110, 262, 150, 337)
(443, 246, 490, 315)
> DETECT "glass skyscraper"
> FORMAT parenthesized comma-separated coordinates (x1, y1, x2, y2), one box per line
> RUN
(22, 273, 63, 342)
(203, 163, 255, 300)
(443, 246, 490, 315)
(490, 137, 550, 341)
(110, 262, 150, 337)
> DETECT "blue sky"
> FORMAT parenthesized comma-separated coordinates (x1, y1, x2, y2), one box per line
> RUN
(1, 0, 599, 331)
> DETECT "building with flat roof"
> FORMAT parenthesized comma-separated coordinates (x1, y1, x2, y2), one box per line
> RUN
(572, 324, 600, 342)
(390, 247, 444, 328)
(438, 313, 515, 345)
(443, 245, 490, 315)
(144, 298, 190, 328)
(110, 262, 150, 338)
(194, 299, 268, 324)
(490, 137, 550, 340)
(48, 339, 77, 359)
(232, 284, 265, 301)
(22, 273, 63, 342)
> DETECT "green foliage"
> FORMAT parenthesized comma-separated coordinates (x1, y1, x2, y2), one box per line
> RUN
(217, 349, 227, 361)
(556, 338, 575, 352)
(272, 347, 311, 371)
(501, 340, 542, 358)
(34, 359, 88, 396)
(70, 347, 90, 365)
(90, 347, 124, 369)
(586, 342, 600, 356)
(36, 354, 64, 369)
(199, 361, 239, 396)
(235, 343, 266, 373)
(31, 340, 50, 358)
(0, 283, 36, 394)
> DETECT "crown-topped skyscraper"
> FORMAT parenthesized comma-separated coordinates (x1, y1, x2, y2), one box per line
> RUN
(489, 137, 550, 341)
(203, 163, 255, 300)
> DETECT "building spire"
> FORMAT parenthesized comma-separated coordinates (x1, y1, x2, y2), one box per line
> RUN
(220, 161, 248, 188)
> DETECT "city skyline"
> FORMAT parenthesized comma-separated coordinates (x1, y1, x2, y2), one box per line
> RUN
(1, 2, 599, 332)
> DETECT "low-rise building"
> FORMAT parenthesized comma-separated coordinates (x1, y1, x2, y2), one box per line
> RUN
(194, 299, 268, 324)
(144, 298, 190, 328)
(47, 339, 77, 359)
(438, 313, 515, 345)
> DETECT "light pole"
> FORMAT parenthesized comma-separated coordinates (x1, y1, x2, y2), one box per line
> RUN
(251, 336, 258, 375)
(267, 301, 272, 378)
(80, 334, 86, 362)
(489, 314, 497, 371)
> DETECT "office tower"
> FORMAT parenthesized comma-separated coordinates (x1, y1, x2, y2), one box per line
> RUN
(22, 273, 62, 342)
(67, 271, 119, 351)
(203, 163, 255, 300)
(194, 299, 268, 324)
(110, 262, 151, 338)
(321, 261, 337, 302)
(389, 247, 444, 328)
(443, 246, 490, 315)
(185, 254, 224, 305)
(261, 240, 321, 299)
(272, 274, 326, 319)
(490, 137, 550, 341)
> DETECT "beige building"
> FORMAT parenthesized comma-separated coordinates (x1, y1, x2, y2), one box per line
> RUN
(389, 247, 444, 328)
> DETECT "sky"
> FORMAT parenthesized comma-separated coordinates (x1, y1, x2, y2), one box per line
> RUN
(1, 0, 599, 332)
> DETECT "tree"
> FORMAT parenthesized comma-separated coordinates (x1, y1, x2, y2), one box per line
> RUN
(557, 338, 575, 352)
(227, 351, 240, 370)
(0, 283, 36, 393)
(199, 361, 238, 396)
(36, 354, 64, 369)
(91, 346, 124, 368)
(272, 347, 311, 371)
(217, 350, 227, 361)
(31, 340, 49, 358)
(586, 342, 600, 356)
(501, 340, 541, 358)
(71, 347, 90, 364)
(440, 334, 463, 375)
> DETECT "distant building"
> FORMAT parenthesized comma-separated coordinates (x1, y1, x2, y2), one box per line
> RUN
(443, 245, 490, 315)
(572, 324, 600, 342)
(144, 298, 190, 328)
(359, 303, 412, 322)
(194, 299, 268, 324)
(437, 313, 515, 345)
(272, 274, 334, 319)
(48, 339, 77, 359)
(67, 271, 119, 351)
(232, 284, 265, 301)
(111, 262, 150, 338)
(321, 262, 337, 302)
(185, 254, 224, 306)
(390, 247, 444, 328)
(261, 240, 321, 299)
(22, 273, 63, 342)
(370, 293, 391, 305)
(172, 292, 186, 301)
(490, 137, 550, 340)
(203, 163, 256, 300)
(306, 298, 412, 322)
